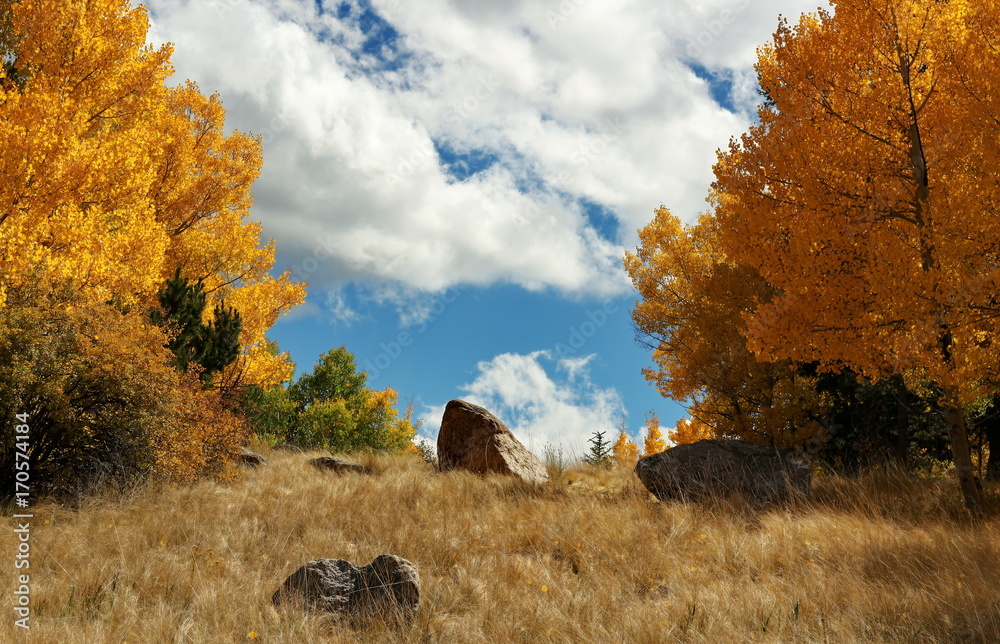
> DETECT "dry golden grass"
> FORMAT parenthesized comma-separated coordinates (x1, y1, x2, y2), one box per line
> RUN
(3, 449, 999, 643)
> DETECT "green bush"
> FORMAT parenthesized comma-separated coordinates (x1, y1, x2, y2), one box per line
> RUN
(239, 346, 417, 453)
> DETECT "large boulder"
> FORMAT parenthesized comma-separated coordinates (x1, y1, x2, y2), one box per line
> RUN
(437, 399, 549, 485)
(272, 555, 420, 620)
(634, 439, 811, 506)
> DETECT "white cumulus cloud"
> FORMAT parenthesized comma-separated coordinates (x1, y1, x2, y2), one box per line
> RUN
(418, 350, 624, 456)
(143, 0, 826, 311)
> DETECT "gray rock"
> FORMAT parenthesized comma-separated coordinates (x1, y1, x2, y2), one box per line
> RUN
(236, 447, 268, 468)
(272, 555, 420, 620)
(310, 456, 371, 474)
(634, 439, 811, 506)
(437, 399, 548, 485)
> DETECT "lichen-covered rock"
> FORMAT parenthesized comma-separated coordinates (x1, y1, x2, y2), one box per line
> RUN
(310, 456, 370, 474)
(272, 555, 419, 620)
(437, 399, 548, 485)
(635, 439, 811, 506)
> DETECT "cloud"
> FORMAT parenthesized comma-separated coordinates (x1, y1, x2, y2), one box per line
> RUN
(417, 350, 623, 456)
(144, 0, 824, 305)
(557, 354, 594, 381)
(324, 289, 362, 326)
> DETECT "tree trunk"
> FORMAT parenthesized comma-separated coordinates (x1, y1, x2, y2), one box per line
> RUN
(893, 376, 910, 469)
(942, 388, 983, 516)
(985, 398, 1000, 482)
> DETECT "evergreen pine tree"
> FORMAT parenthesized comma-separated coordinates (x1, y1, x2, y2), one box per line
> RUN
(150, 269, 241, 386)
(199, 305, 242, 387)
(583, 430, 613, 469)
(150, 268, 207, 373)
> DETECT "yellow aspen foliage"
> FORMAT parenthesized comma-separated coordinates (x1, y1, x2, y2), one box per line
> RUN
(358, 387, 419, 452)
(625, 207, 830, 449)
(642, 413, 667, 456)
(0, 0, 304, 388)
(394, 399, 422, 452)
(611, 429, 639, 468)
(0, 0, 174, 303)
(150, 81, 304, 388)
(711, 0, 1000, 511)
(669, 417, 713, 446)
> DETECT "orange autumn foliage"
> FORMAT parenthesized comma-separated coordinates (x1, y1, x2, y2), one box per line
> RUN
(611, 429, 639, 468)
(642, 413, 667, 457)
(625, 207, 830, 449)
(0, 280, 247, 496)
(710, 0, 1000, 511)
(668, 417, 713, 446)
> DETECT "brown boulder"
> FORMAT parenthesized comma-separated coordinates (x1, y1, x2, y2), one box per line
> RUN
(437, 399, 548, 485)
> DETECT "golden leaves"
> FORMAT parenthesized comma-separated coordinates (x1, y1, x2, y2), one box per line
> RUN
(611, 429, 638, 468)
(643, 413, 667, 456)
(713, 0, 1000, 397)
(625, 206, 829, 447)
(668, 417, 712, 446)
(0, 0, 304, 388)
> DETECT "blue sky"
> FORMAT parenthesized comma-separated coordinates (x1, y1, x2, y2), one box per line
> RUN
(144, 0, 826, 455)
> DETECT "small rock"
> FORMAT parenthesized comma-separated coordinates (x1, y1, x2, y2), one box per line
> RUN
(272, 555, 420, 620)
(236, 447, 268, 468)
(310, 456, 371, 474)
(634, 439, 811, 507)
(437, 399, 548, 485)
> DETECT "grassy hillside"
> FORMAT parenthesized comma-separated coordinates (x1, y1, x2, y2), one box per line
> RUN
(3, 449, 999, 643)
